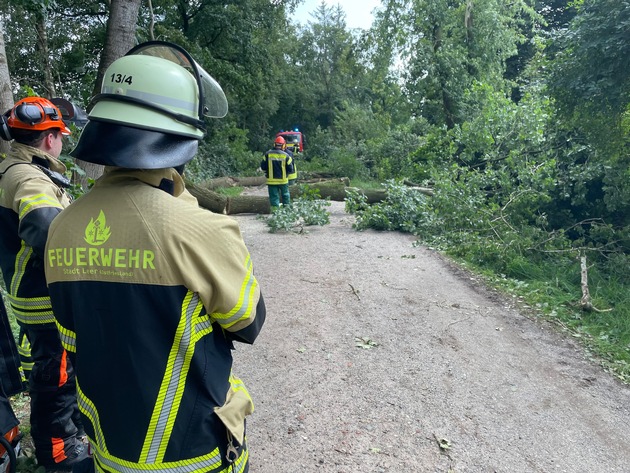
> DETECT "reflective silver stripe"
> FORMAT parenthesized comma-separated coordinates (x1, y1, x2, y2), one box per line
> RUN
(96, 449, 224, 473)
(142, 291, 201, 463)
(6, 294, 52, 309)
(55, 321, 77, 353)
(80, 378, 231, 473)
(10, 243, 31, 296)
(194, 317, 212, 337)
(19, 193, 63, 218)
(77, 382, 109, 455)
(101, 86, 196, 114)
(13, 311, 55, 325)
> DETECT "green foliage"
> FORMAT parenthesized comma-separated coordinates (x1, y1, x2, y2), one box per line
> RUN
(261, 186, 331, 233)
(388, 0, 539, 128)
(550, 0, 630, 126)
(345, 180, 428, 233)
(186, 123, 261, 182)
(214, 186, 244, 197)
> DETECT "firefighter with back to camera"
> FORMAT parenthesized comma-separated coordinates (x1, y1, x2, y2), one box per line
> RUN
(44, 41, 266, 473)
(0, 96, 88, 472)
(261, 136, 293, 208)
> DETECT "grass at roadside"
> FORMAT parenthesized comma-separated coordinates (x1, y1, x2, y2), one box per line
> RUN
(214, 185, 244, 197)
(449, 255, 630, 384)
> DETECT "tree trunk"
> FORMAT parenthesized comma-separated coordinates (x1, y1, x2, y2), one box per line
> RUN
(74, 0, 143, 188)
(226, 195, 271, 215)
(203, 176, 267, 189)
(35, 13, 56, 98)
(0, 19, 13, 155)
(186, 181, 228, 214)
(91, 0, 143, 98)
(185, 178, 433, 215)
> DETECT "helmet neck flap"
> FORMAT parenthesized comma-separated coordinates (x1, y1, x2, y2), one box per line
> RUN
(71, 121, 198, 169)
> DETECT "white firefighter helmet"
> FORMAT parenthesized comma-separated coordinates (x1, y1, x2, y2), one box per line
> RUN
(88, 41, 227, 139)
(71, 41, 228, 169)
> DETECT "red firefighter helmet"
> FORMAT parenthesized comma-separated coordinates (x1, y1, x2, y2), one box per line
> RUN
(6, 97, 71, 135)
(274, 136, 285, 148)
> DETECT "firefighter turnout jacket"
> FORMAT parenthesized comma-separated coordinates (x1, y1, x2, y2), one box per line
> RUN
(0, 142, 83, 468)
(285, 149, 297, 183)
(45, 167, 266, 473)
(0, 143, 71, 325)
(261, 149, 293, 185)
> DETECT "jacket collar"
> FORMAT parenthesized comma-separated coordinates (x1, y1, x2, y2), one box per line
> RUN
(7, 142, 67, 174)
(101, 167, 186, 197)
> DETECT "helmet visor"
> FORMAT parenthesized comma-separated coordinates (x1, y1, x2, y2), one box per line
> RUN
(127, 42, 228, 118)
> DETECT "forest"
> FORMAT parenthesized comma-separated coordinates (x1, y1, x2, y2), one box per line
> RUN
(1, 0, 629, 381)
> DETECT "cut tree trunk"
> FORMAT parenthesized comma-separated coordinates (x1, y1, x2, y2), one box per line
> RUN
(226, 195, 270, 215)
(202, 176, 267, 189)
(186, 178, 433, 215)
(186, 180, 228, 214)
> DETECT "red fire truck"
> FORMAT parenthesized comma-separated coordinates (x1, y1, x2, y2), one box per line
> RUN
(276, 129, 304, 154)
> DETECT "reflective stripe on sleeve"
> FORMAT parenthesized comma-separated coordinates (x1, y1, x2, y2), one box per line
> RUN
(19, 193, 64, 219)
(212, 254, 258, 327)
(55, 321, 77, 353)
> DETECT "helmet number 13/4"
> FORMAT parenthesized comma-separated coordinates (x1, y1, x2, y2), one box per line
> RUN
(110, 73, 133, 85)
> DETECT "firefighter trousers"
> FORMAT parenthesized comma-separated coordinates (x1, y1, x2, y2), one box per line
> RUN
(267, 184, 290, 208)
(20, 323, 83, 469)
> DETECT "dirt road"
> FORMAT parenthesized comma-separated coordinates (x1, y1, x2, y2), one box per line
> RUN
(232, 198, 630, 473)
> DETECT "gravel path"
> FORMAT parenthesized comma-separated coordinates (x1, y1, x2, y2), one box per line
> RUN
(232, 198, 630, 473)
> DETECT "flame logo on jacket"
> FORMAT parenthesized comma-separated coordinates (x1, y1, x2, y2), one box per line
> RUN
(84, 210, 112, 246)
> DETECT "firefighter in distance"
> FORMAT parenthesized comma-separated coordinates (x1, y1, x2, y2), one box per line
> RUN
(260, 136, 294, 208)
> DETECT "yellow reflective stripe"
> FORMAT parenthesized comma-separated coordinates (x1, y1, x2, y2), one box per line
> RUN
(265, 153, 289, 184)
(94, 445, 226, 473)
(6, 293, 51, 309)
(10, 242, 31, 296)
(8, 242, 54, 324)
(7, 291, 55, 324)
(77, 380, 110, 456)
(55, 321, 77, 353)
(19, 193, 63, 218)
(193, 316, 213, 341)
(79, 378, 232, 473)
(11, 306, 55, 325)
(18, 332, 33, 371)
(225, 446, 248, 473)
(212, 254, 258, 327)
(78, 359, 248, 473)
(17, 345, 31, 357)
(229, 374, 253, 406)
(141, 291, 202, 463)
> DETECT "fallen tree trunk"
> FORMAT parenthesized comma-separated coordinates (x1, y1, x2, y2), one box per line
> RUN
(186, 178, 433, 215)
(186, 180, 228, 213)
(203, 176, 266, 189)
(226, 195, 270, 215)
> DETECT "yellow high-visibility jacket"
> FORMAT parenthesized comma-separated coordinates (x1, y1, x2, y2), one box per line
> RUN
(260, 149, 293, 185)
(0, 143, 71, 326)
(46, 167, 266, 473)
